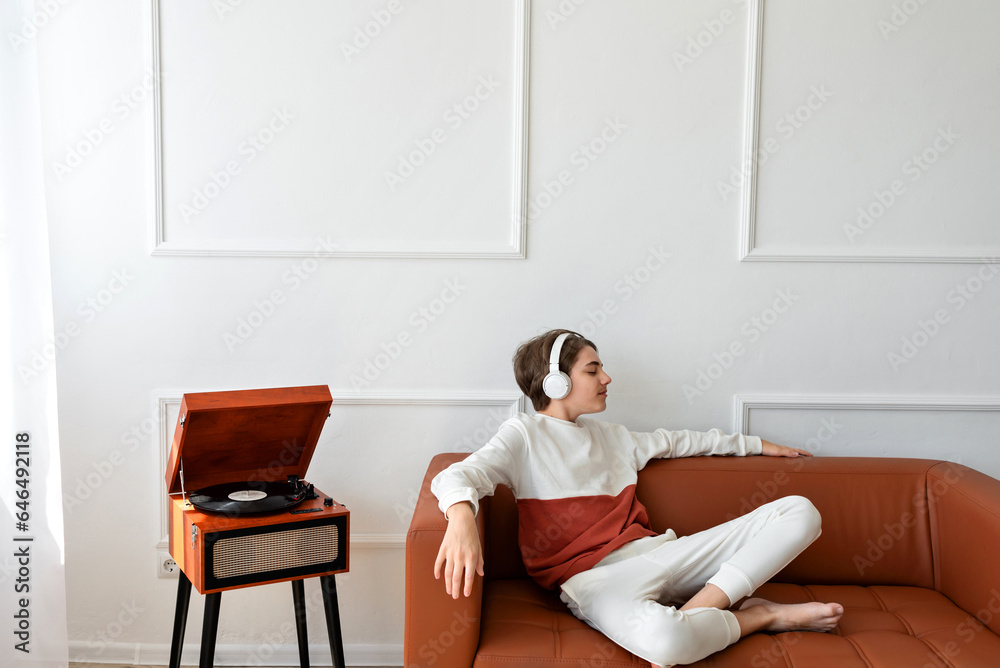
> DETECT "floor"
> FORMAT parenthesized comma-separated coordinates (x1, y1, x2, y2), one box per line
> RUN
(69, 665, 396, 668)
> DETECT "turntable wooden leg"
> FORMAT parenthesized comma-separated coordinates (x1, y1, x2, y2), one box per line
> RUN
(292, 579, 310, 668)
(168, 572, 192, 668)
(199, 591, 222, 668)
(320, 575, 346, 668)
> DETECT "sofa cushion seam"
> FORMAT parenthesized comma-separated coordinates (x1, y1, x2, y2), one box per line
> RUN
(474, 656, 637, 665)
(918, 636, 958, 668)
(486, 619, 572, 631)
(844, 635, 877, 668)
(551, 606, 561, 659)
(866, 587, 890, 612)
(915, 624, 971, 638)
(770, 635, 794, 668)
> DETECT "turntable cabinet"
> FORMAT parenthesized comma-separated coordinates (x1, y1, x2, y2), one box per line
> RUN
(164, 385, 348, 668)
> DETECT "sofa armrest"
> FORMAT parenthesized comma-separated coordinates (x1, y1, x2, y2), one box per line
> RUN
(405, 453, 484, 668)
(929, 461, 1000, 636)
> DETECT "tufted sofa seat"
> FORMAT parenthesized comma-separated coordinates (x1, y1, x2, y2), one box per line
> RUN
(405, 454, 1000, 667)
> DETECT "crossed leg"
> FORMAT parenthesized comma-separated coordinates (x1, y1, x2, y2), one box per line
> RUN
(561, 496, 843, 668)
(648, 494, 845, 667)
(682, 583, 841, 633)
(647, 584, 843, 668)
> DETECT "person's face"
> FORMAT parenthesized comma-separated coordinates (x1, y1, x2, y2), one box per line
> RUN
(563, 345, 612, 416)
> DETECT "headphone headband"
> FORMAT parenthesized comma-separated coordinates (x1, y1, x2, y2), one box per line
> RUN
(549, 332, 572, 372)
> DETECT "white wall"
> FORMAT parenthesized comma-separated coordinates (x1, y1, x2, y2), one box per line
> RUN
(30, 0, 1000, 664)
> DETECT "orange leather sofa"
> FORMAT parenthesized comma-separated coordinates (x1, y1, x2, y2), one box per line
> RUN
(405, 454, 1000, 667)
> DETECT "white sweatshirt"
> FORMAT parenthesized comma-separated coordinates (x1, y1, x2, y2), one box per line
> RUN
(431, 413, 762, 589)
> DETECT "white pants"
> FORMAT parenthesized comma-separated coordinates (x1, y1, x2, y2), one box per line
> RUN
(559, 495, 822, 667)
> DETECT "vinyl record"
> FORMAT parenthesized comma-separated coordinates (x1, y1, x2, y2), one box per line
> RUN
(189, 480, 305, 515)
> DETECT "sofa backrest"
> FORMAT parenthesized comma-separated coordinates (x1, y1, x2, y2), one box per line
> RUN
(482, 484, 529, 580)
(636, 456, 938, 587)
(483, 455, 941, 589)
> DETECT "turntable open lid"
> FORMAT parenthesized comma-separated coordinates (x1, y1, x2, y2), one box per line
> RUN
(164, 385, 333, 495)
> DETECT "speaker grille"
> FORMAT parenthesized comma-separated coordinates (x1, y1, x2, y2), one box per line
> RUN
(202, 514, 348, 590)
(212, 524, 339, 579)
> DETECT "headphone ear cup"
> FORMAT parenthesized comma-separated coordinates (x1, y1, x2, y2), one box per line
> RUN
(542, 371, 572, 400)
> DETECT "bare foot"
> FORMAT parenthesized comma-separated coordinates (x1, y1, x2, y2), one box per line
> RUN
(739, 597, 843, 632)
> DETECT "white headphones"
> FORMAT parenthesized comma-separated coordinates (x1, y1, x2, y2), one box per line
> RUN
(542, 332, 574, 400)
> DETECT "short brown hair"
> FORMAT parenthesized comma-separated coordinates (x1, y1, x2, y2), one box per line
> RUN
(513, 329, 598, 411)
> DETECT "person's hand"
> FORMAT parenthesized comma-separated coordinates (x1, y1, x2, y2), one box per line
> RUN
(433, 502, 485, 599)
(761, 439, 813, 458)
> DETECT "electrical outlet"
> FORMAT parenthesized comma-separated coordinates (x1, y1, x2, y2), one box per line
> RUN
(158, 551, 179, 578)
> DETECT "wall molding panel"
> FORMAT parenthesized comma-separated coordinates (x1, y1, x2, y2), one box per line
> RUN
(734, 394, 1000, 478)
(145, 0, 530, 259)
(737, 0, 1000, 264)
(735, 394, 1000, 431)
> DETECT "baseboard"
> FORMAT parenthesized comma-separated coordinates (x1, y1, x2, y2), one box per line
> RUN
(69, 640, 403, 666)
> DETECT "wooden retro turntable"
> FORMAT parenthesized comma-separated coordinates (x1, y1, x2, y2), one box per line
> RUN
(164, 385, 349, 668)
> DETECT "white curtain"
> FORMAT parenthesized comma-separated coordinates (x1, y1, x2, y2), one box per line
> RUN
(0, 1, 70, 666)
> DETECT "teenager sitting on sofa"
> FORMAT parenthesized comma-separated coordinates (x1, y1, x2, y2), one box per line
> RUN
(431, 329, 844, 667)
